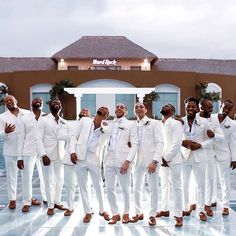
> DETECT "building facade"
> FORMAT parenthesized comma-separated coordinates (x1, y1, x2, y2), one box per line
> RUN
(0, 36, 236, 119)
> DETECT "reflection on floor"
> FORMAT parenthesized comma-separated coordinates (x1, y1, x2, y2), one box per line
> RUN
(1, 170, 236, 236)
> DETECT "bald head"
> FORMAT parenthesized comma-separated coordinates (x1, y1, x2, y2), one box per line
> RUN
(4, 95, 18, 110)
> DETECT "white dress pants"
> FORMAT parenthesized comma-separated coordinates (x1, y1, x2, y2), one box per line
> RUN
(77, 157, 105, 214)
(41, 160, 64, 209)
(22, 155, 47, 205)
(35, 157, 47, 201)
(4, 156, 19, 201)
(159, 164, 183, 217)
(105, 165, 131, 215)
(205, 158, 216, 206)
(134, 163, 158, 217)
(216, 159, 231, 208)
(182, 154, 206, 212)
(64, 164, 77, 211)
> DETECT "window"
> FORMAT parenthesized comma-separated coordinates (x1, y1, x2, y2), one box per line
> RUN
(67, 66, 78, 71)
(30, 83, 52, 114)
(130, 66, 141, 71)
(153, 93, 178, 119)
(32, 92, 51, 114)
(94, 66, 121, 71)
(81, 94, 96, 116)
(116, 94, 135, 119)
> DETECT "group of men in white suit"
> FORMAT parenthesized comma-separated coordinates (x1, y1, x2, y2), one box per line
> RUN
(1, 94, 236, 228)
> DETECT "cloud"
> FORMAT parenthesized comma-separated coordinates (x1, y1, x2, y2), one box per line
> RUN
(0, 0, 236, 58)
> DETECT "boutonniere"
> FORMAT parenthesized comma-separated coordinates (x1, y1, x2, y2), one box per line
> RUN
(145, 121, 150, 125)
(118, 127, 125, 130)
(224, 125, 231, 129)
(194, 120, 200, 126)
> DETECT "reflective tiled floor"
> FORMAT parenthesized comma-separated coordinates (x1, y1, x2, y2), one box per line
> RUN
(1, 170, 236, 236)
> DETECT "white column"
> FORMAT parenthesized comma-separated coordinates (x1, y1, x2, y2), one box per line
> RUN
(137, 93, 145, 103)
(74, 93, 82, 120)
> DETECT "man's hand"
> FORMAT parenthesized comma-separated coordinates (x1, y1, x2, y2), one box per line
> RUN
(70, 153, 78, 165)
(189, 142, 201, 151)
(17, 160, 24, 170)
(5, 123, 16, 134)
(207, 129, 215, 138)
(120, 160, 130, 175)
(161, 158, 169, 167)
(42, 155, 51, 166)
(148, 161, 158, 174)
(182, 140, 191, 148)
(231, 161, 236, 170)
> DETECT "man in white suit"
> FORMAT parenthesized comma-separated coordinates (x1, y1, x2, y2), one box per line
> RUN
(68, 107, 110, 222)
(35, 98, 68, 215)
(181, 97, 214, 222)
(132, 102, 163, 226)
(212, 100, 236, 216)
(63, 108, 91, 217)
(157, 104, 184, 227)
(198, 99, 224, 217)
(0, 95, 29, 209)
(104, 103, 139, 224)
(17, 97, 47, 212)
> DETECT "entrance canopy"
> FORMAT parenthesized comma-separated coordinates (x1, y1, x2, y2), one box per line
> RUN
(64, 87, 155, 119)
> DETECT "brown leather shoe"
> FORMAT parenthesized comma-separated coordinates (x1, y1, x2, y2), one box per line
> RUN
(156, 211, 170, 218)
(64, 209, 74, 216)
(122, 214, 131, 224)
(99, 211, 110, 221)
(175, 216, 183, 227)
(189, 204, 196, 211)
(54, 204, 66, 211)
(22, 205, 30, 212)
(205, 205, 213, 217)
(108, 214, 121, 224)
(8, 200, 16, 210)
(47, 208, 54, 215)
(211, 202, 217, 207)
(199, 212, 207, 221)
(31, 199, 41, 206)
(130, 214, 144, 223)
(222, 208, 229, 216)
(148, 216, 156, 226)
(83, 213, 92, 223)
(182, 210, 191, 216)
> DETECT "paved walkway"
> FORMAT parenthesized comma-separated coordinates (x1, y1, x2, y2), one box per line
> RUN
(1, 169, 236, 235)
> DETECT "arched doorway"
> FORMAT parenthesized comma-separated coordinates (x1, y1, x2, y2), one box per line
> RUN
(78, 79, 135, 119)
(152, 84, 180, 119)
(30, 83, 52, 113)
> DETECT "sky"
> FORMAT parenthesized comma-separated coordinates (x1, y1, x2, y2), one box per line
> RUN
(0, 0, 236, 59)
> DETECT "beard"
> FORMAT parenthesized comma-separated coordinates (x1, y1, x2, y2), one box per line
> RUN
(32, 103, 42, 109)
(160, 110, 170, 116)
(50, 105, 60, 113)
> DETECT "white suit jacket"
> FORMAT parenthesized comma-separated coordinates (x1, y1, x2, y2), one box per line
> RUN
(181, 114, 212, 162)
(35, 113, 68, 161)
(200, 114, 224, 160)
(135, 116, 163, 167)
(212, 114, 236, 162)
(0, 108, 29, 156)
(17, 111, 45, 160)
(162, 117, 183, 165)
(67, 117, 109, 165)
(104, 117, 139, 167)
